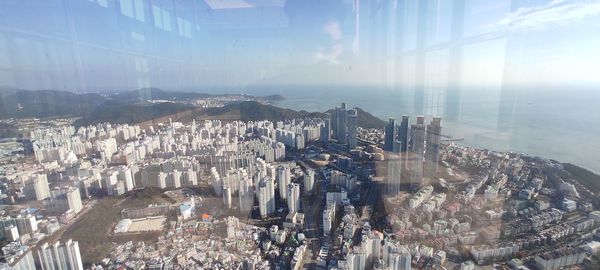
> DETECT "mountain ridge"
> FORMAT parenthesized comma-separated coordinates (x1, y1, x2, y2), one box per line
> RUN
(0, 89, 285, 120)
(110, 88, 212, 102)
(0, 89, 385, 130)
(192, 101, 385, 129)
(73, 100, 193, 127)
(0, 90, 107, 119)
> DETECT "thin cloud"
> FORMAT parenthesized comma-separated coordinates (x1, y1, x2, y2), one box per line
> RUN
(316, 21, 343, 64)
(324, 20, 342, 41)
(486, 0, 600, 31)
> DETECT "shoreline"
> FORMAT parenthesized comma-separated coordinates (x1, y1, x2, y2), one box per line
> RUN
(270, 97, 600, 176)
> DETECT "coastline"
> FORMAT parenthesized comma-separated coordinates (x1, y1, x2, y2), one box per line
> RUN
(264, 87, 600, 175)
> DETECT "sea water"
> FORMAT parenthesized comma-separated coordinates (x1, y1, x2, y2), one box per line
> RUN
(246, 85, 600, 174)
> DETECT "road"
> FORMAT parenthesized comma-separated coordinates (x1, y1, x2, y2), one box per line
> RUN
(293, 144, 379, 269)
(301, 173, 325, 269)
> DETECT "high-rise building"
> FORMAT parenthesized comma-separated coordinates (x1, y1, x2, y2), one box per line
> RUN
(36, 239, 84, 270)
(287, 183, 300, 213)
(116, 166, 134, 192)
(4, 225, 19, 242)
(340, 103, 348, 144)
(276, 165, 290, 200)
(333, 103, 348, 144)
(1, 243, 35, 270)
(351, 247, 366, 270)
(398, 115, 410, 153)
(66, 188, 83, 214)
(396, 252, 412, 270)
(393, 140, 402, 153)
(0, 215, 38, 238)
(183, 169, 197, 186)
(386, 153, 402, 196)
(323, 202, 335, 235)
(295, 133, 305, 150)
(330, 102, 359, 149)
(425, 117, 442, 179)
(361, 229, 382, 268)
(24, 174, 50, 201)
(332, 108, 340, 142)
(223, 185, 232, 209)
(303, 168, 315, 195)
(321, 113, 331, 145)
(142, 165, 167, 189)
(347, 109, 358, 149)
(383, 240, 411, 270)
(238, 176, 254, 214)
(15, 215, 38, 236)
(409, 116, 426, 187)
(331, 170, 355, 191)
(258, 177, 275, 218)
(47, 187, 83, 215)
(384, 118, 397, 151)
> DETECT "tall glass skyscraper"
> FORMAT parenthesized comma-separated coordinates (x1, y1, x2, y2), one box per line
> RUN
(398, 115, 410, 153)
(384, 118, 397, 152)
(425, 117, 442, 179)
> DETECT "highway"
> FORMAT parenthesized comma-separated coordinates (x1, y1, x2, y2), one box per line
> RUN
(294, 157, 327, 269)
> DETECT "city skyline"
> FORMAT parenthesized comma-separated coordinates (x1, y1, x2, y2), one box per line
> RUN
(1, 1, 600, 269)
(1, 95, 600, 269)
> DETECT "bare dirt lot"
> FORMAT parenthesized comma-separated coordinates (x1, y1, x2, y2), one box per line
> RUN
(61, 188, 172, 265)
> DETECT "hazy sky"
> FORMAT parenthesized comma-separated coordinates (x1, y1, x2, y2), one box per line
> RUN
(0, 0, 599, 91)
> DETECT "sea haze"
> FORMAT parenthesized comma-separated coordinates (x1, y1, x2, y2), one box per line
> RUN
(238, 85, 600, 174)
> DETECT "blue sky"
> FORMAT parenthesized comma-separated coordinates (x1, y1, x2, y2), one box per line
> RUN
(0, 0, 599, 91)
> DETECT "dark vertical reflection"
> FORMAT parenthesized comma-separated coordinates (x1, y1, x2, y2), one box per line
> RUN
(414, 0, 428, 115)
(445, 0, 465, 122)
(498, 0, 528, 132)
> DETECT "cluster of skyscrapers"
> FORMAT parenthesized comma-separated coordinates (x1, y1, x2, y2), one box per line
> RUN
(384, 115, 442, 193)
(325, 103, 359, 149)
(252, 162, 306, 218)
(384, 116, 409, 153)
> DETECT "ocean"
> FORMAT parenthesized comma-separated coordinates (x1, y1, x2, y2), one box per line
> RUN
(240, 85, 600, 174)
